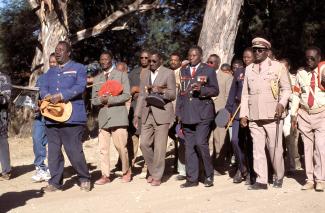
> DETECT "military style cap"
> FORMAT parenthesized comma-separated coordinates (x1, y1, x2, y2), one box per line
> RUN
(252, 37, 271, 49)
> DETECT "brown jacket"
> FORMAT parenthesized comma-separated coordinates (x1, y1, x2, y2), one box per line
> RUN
(240, 57, 291, 120)
(135, 66, 176, 124)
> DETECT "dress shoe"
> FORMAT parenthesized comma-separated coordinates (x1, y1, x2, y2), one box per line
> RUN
(245, 173, 251, 185)
(146, 176, 153, 183)
(233, 170, 243, 184)
(0, 172, 11, 180)
(175, 175, 186, 181)
(315, 182, 325, 192)
(180, 181, 199, 188)
(41, 184, 61, 193)
(151, 179, 161, 186)
(80, 181, 91, 192)
(301, 181, 314, 190)
(204, 177, 214, 187)
(248, 182, 267, 190)
(273, 178, 283, 188)
(122, 170, 132, 183)
(95, 175, 111, 185)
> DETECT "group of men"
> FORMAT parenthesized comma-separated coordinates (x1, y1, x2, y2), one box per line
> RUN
(1, 37, 325, 193)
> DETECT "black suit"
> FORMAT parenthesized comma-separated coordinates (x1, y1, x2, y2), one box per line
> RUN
(176, 63, 219, 182)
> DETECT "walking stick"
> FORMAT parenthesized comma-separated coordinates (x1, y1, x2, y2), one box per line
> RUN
(226, 104, 241, 131)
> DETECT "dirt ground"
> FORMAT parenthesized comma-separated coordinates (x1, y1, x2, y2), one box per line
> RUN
(0, 137, 324, 213)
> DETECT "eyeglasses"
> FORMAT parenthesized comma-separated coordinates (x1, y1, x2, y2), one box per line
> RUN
(253, 48, 267, 53)
(306, 56, 316, 61)
(140, 57, 148, 59)
(207, 61, 214, 64)
(149, 60, 157, 63)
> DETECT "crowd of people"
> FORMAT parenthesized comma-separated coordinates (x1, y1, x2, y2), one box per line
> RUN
(0, 37, 324, 193)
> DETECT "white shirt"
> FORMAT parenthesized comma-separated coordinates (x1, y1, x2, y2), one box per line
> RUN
(150, 66, 161, 84)
(190, 63, 201, 76)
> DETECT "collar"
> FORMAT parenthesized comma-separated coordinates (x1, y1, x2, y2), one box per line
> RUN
(103, 66, 114, 75)
(190, 63, 201, 70)
(59, 60, 71, 69)
(151, 66, 161, 74)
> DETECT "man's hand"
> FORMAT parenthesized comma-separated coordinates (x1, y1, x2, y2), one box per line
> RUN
(133, 117, 139, 129)
(100, 95, 109, 105)
(50, 93, 63, 104)
(131, 86, 140, 95)
(191, 82, 201, 91)
(151, 86, 164, 94)
(240, 117, 248, 127)
(275, 103, 284, 119)
(291, 115, 297, 129)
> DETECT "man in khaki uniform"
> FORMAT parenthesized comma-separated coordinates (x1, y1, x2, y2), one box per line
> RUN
(291, 46, 325, 192)
(240, 37, 291, 190)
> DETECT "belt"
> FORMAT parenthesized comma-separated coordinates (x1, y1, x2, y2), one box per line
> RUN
(300, 104, 325, 114)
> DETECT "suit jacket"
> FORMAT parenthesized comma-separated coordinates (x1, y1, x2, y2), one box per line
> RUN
(40, 60, 87, 125)
(213, 70, 233, 112)
(225, 68, 245, 120)
(240, 57, 291, 121)
(91, 69, 131, 129)
(176, 63, 219, 125)
(135, 66, 176, 125)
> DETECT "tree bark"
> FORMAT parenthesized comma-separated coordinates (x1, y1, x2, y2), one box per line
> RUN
(198, 0, 244, 64)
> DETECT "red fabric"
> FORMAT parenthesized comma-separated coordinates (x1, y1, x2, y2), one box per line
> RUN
(308, 72, 315, 108)
(98, 80, 123, 97)
(191, 67, 196, 77)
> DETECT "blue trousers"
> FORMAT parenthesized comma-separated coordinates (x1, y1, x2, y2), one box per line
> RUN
(45, 124, 90, 188)
(32, 117, 48, 171)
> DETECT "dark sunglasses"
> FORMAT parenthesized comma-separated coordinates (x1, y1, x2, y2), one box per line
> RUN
(140, 57, 148, 59)
(149, 60, 157, 63)
(207, 61, 215, 64)
(253, 48, 267, 53)
(306, 56, 316, 61)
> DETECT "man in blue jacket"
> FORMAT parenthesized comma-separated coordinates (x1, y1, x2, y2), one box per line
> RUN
(40, 41, 91, 192)
(176, 46, 219, 188)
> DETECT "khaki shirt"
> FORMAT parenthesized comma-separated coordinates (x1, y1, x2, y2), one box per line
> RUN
(291, 67, 325, 116)
(240, 57, 291, 120)
(213, 70, 233, 112)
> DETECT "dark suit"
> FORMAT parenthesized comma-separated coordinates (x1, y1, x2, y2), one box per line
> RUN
(176, 63, 219, 182)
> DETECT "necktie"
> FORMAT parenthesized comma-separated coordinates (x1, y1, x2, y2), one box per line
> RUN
(191, 67, 196, 77)
(307, 72, 315, 108)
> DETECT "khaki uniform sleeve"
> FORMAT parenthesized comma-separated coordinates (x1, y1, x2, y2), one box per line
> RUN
(278, 64, 292, 108)
(239, 74, 249, 118)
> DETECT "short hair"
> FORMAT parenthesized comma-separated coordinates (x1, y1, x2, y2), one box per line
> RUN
(49, 52, 55, 58)
(189, 45, 203, 56)
(170, 52, 181, 59)
(243, 47, 253, 53)
(140, 49, 151, 56)
(116, 62, 128, 72)
(150, 50, 163, 60)
(221, 63, 231, 71)
(208, 54, 221, 64)
(100, 50, 113, 59)
(57, 41, 71, 53)
(231, 59, 244, 67)
(306, 46, 322, 56)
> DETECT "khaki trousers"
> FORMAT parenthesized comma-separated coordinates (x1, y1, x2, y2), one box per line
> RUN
(249, 120, 284, 184)
(99, 128, 129, 177)
(140, 113, 169, 180)
(298, 109, 325, 182)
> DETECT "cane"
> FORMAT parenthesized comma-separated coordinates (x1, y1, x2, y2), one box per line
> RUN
(226, 104, 241, 131)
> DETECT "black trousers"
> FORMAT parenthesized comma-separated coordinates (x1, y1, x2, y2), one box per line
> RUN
(45, 124, 90, 188)
(183, 119, 214, 182)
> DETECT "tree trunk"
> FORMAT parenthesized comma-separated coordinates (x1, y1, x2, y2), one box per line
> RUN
(28, 0, 68, 86)
(198, 0, 244, 64)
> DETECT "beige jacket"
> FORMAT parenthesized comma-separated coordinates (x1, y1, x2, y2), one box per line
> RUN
(240, 57, 291, 120)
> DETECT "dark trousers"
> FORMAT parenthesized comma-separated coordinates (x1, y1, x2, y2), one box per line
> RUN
(183, 119, 213, 182)
(231, 120, 254, 176)
(45, 124, 90, 188)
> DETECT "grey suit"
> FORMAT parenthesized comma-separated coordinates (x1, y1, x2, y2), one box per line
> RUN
(92, 69, 131, 176)
(135, 66, 176, 180)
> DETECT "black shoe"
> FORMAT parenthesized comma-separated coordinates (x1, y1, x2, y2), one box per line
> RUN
(244, 173, 251, 185)
(180, 181, 199, 188)
(175, 175, 186, 181)
(248, 182, 267, 190)
(273, 178, 283, 188)
(204, 176, 214, 187)
(233, 170, 243, 184)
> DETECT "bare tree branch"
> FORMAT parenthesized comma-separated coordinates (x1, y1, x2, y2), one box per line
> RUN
(70, 0, 173, 44)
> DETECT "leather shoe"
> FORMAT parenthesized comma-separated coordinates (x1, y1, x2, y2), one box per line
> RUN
(180, 181, 199, 188)
(204, 176, 214, 187)
(301, 181, 314, 190)
(146, 176, 153, 183)
(80, 181, 91, 192)
(245, 173, 251, 185)
(233, 170, 243, 184)
(95, 175, 111, 185)
(248, 182, 267, 190)
(151, 179, 161, 186)
(41, 184, 61, 193)
(273, 178, 283, 188)
(175, 175, 186, 181)
(315, 182, 325, 192)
